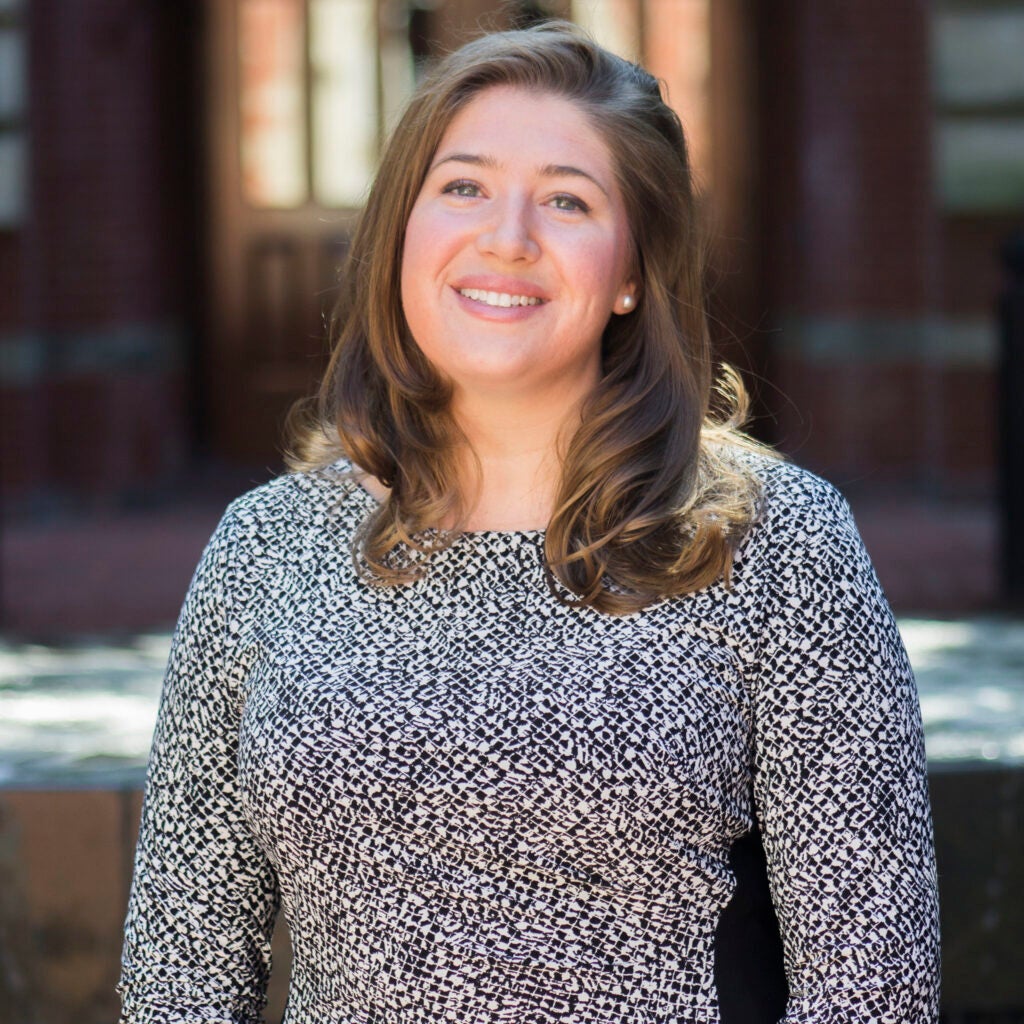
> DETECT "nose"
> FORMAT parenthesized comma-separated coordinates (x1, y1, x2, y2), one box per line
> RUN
(476, 196, 541, 263)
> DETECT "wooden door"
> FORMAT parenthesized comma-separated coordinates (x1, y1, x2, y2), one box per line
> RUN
(204, 0, 406, 462)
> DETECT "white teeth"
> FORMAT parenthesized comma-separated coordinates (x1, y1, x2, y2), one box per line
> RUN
(458, 288, 542, 308)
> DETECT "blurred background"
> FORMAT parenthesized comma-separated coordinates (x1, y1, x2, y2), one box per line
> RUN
(0, 0, 1022, 1021)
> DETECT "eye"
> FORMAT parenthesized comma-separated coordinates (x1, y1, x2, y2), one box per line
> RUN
(441, 179, 481, 198)
(549, 193, 590, 214)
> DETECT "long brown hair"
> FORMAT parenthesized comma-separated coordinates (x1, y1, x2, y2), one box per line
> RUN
(286, 21, 771, 614)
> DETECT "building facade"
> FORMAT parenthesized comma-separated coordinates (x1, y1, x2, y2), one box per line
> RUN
(1, 0, 1021, 581)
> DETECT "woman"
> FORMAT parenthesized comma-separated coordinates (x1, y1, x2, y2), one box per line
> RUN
(118, 22, 940, 1024)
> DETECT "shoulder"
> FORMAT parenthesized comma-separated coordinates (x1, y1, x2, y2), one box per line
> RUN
(754, 455, 851, 531)
(227, 457, 362, 524)
(209, 457, 367, 567)
(697, 433, 851, 542)
(727, 450, 863, 574)
(726, 454, 904, 674)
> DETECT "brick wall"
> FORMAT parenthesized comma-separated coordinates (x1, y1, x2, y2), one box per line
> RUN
(755, 0, 1002, 496)
(0, 0, 198, 504)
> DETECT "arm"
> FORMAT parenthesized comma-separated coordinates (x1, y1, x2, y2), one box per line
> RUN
(118, 504, 280, 1023)
(750, 477, 940, 1023)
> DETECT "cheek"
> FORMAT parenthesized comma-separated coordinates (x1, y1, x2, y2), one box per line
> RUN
(571, 235, 630, 308)
(400, 211, 428, 298)
(401, 207, 465, 306)
(401, 233, 441, 346)
(400, 213, 448, 363)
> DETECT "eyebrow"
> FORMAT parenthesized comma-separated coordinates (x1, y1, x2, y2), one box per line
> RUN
(430, 153, 610, 197)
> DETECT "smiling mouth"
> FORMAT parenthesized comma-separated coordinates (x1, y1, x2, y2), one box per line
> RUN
(457, 288, 545, 308)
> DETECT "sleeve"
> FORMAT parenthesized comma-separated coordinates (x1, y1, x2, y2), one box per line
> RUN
(749, 478, 941, 1023)
(117, 504, 281, 1024)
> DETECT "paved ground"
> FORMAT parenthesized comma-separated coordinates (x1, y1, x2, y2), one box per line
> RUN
(1, 616, 1022, 787)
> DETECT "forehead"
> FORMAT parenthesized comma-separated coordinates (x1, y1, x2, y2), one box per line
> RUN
(434, 85, 615, 169)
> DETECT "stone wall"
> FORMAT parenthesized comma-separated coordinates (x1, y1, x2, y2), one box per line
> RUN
(0, 789, 290, 1022)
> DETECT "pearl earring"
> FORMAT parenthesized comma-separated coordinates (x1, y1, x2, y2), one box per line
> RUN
(622, 295, 634, 311)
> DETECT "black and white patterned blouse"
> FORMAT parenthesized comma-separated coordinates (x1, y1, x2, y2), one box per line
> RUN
(118, 454, 941, 1024)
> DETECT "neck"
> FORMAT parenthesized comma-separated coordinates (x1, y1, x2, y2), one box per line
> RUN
(451, 388, 584, 531)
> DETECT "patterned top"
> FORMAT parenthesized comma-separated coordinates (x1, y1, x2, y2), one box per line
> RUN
(118, 454, 941, 1024)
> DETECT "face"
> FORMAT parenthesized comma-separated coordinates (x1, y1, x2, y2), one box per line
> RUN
(400, 85, 637, 411)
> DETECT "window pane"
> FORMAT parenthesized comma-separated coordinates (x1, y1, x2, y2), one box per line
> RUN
(379, 0, 415, 137)
(0, 133, 27, 226)
(239, 0, 307, 207)
(644, 0, 711, 188)
(934, 10, 1024, 108)
(0, 30, 26, 120)
(938, 118, 1024, 211)
(311, 0, 379, 207)
(571, 0, 640, 60)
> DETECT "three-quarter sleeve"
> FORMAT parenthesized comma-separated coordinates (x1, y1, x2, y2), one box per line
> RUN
(749, 477, 941, 1023)
(118, 505, 280, 1023)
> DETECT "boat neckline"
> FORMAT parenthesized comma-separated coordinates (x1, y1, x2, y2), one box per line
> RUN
(346, 473, 547, 541)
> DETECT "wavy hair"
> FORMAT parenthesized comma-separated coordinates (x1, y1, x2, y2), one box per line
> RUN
(286, 20, 773, 614)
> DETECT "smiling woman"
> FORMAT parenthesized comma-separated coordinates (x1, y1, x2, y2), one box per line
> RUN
(287, 24, 765, 604)
(118, 21, 941, 1024)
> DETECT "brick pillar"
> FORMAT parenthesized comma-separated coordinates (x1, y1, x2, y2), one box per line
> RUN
(757, 0, 937, 485)
(0, 0, 194, 505)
